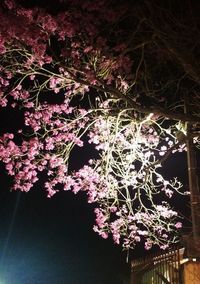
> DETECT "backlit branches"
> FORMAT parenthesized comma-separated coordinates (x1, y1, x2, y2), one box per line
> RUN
(0, 0, 199, 250)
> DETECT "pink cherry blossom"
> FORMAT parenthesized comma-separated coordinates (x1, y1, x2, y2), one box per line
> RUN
(0, 0, 189, 251)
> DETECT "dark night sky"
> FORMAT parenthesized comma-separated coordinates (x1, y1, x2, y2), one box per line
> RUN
(0, 99, 133, 282)
(0, 171, 131, 284)
(0, 108, 131, 283)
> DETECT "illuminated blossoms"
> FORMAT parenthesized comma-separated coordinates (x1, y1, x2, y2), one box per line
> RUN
(0, 0, 194, 250)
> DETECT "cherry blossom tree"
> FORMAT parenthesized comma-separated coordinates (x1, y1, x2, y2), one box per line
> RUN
(0, 0, 200, 251)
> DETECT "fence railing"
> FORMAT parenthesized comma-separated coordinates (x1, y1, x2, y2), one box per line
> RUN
(131, 246, 185, 284)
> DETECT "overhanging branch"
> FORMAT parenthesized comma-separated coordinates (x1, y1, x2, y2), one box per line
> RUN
(67, 69, 200, 124)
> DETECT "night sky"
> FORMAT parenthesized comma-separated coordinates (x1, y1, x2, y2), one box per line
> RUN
(0, 105, 131, 283)
(0, 175, 130, 284)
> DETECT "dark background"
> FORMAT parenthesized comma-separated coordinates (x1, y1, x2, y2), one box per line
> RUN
(0, 106, 131, 284)
(0, 178, 131, 284)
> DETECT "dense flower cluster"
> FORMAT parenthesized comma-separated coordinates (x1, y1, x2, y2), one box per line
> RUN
(0, 0, 192, 250)
(0, 96, 186, 249)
